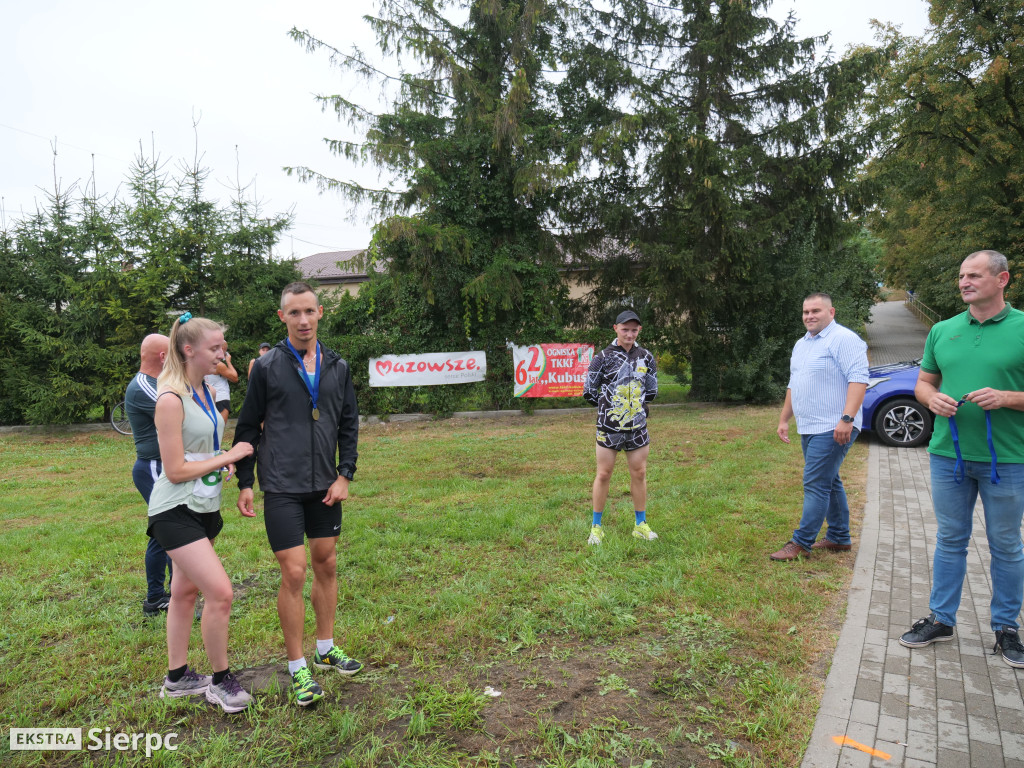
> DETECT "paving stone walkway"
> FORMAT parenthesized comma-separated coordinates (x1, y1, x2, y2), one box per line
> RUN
(801, 301, 1024, 767)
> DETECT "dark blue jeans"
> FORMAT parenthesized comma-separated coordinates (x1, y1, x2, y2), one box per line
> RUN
(791, 429, 858, 550)
(133, 459, 172, 601)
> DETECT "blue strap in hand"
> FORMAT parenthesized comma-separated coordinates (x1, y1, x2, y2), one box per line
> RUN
(948, 395, 1000, 485)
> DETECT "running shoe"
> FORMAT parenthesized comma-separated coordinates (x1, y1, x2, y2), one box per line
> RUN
(205, 672, 252, 713)
(142, 593, 171, 617)
(313, 646, 363, 676)
(587, 524, 604, 546)
(290, 666, 325, 707)
(159, 666, 211, 698)
(632, 522, 658, 541)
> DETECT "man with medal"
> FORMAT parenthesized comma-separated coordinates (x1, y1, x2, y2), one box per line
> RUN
(233, 281, 362, 707)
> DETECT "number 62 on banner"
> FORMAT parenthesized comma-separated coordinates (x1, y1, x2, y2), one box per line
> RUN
(512, 344, 593, 398)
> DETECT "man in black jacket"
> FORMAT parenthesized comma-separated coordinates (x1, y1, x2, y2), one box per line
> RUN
(234, 282, 361, 707)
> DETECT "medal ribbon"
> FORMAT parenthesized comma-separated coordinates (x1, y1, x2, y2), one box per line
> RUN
(190, 383, 220, 452)
(285, 339, 321, 417)
(948, 396, 999, 485)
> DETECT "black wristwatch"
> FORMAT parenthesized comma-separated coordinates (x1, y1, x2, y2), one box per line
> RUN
(840, 414, 854, 423)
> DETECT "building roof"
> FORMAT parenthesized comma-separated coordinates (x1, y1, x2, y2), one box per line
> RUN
(297, 250, 367, 283)
(297, 239, 636, 285)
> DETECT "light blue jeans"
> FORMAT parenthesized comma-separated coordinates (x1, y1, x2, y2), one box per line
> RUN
(929, 454, 1024, 631)
(792, 429, 858, 550)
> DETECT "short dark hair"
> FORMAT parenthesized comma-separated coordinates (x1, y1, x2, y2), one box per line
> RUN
(280, 281, 318, 308)
(804, 292, 833, 305)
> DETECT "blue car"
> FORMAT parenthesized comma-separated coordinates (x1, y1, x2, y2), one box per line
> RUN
(862, 360, 934, 447)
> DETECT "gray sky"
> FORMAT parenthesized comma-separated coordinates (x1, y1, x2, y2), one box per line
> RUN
(2, 0, 930, 260)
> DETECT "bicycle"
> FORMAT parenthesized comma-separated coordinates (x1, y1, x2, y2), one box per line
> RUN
(110, 401, 132, 435)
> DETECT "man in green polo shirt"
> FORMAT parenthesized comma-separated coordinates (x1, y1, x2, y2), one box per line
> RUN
(898, 250, 1024, 668)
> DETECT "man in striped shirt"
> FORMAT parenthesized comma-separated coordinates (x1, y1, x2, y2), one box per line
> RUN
(771, 293, 869, 561)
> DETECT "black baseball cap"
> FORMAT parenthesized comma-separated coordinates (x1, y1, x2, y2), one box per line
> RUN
(615, 310, 641, 325)
(258, 342, 272, 350)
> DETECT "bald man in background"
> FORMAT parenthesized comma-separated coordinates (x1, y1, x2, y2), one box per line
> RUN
(125, 334, 174, 617)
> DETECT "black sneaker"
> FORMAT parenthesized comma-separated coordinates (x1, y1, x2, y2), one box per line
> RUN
(993, 627, 1024, 668)
(313, 646, 363, 676)
(142, 594, 171, 617)
(899, 614, 954, 648)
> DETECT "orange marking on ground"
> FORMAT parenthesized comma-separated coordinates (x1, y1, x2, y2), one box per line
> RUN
(832, 735, 891, 760)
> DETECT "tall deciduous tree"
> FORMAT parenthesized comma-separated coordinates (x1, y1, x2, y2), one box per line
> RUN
(289, 0, 573, 409)
(868, 0, 1024, 318)
(558, 0, 886, 400)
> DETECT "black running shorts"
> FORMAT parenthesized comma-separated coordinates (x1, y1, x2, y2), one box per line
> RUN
(263, 491, 342, 552)
(147, 505, 224, 551)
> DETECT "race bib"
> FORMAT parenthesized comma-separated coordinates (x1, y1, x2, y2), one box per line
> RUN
(185, 452, 223, 499)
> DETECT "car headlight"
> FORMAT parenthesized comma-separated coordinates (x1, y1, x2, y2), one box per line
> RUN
(866, 377, 890, 390)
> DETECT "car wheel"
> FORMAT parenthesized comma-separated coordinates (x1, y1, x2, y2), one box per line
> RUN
(874, 397, 932, 447)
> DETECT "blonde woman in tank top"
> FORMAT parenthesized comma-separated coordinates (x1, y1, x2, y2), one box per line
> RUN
(147, 313, 255, 713)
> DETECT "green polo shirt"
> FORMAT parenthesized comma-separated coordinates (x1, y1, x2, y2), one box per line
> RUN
(921, 304, 1024, 463)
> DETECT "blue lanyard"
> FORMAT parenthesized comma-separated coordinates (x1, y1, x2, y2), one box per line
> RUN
(285, 339, 321, 416)
(948, 396, 999, 485)
(190, 383, 220, 452)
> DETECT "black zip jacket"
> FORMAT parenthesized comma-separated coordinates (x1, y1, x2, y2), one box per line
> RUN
(234, 341, 358, 493)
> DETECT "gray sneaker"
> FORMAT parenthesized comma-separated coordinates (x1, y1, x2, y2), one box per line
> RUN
(159, 667, 211, 698)
(205, 672, 252, 713)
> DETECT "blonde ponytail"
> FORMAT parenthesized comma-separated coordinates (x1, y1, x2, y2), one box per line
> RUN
(158, 314, 226, 397)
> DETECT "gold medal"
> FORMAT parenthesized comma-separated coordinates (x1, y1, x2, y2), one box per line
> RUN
(312, 407, 320, 421)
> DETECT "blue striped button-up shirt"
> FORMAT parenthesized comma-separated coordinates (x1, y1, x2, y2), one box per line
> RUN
(788, 320, 870, 435)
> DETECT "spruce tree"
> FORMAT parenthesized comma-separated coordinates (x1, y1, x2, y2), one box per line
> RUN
(289, 0, 573, 409)
(559, 0, 886, 400)
(0, 148, 298, 425)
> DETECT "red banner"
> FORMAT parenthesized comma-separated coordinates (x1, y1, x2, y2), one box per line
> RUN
(513, 344, 594, 398)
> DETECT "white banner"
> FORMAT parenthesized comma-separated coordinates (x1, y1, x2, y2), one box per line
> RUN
(369, 351, 486, 387)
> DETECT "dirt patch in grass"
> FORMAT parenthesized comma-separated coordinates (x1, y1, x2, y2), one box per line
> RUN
(227, 639, 760, 766)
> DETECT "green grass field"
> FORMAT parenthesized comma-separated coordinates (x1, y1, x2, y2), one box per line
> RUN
(0, 405, 865, 767)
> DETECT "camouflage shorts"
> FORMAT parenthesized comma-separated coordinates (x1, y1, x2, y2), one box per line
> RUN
(596, 427, 650, 452)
